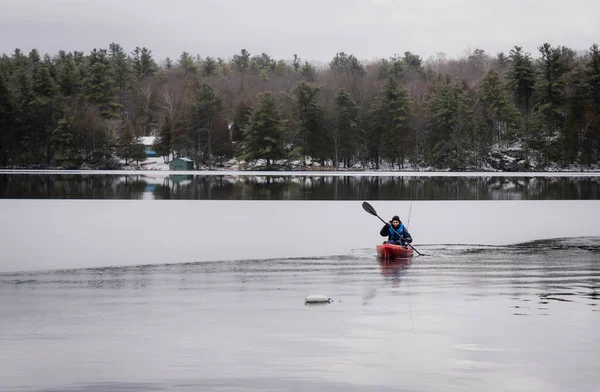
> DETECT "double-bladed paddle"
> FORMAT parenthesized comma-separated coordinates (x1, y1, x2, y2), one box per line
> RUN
(362, 201, 424, 256)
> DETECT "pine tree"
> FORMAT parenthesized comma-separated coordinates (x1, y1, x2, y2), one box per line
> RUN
(231, 101, 252, 143)
(425, 80, 473, 168)
(242, 92, 285, 168)
(212, 116, 234, 163)
(232, 49, 251, 91)
(329, 52, 365, 76)
(584, 44, 600, 164)
(0, 74, 16, 165)
(132, 137, 147, 165)
(292, 54, 301, 73)
(178, 52, 196, 73)
(507, 46, 535, 114)
(560, 62, 589, 164)
(85, 49, 119, 118)
(30, 60, 60, 164)
(476, 70, 520, 147)
(372, 78, 412, 168)
(203, 57, 218, 77)
(293, 81, 328, 165)
(117, 121, 143, 164)
(56, 52, 81, 98)
(109, 43, 132, 115)
(131, 47, 156, 79)
(190, 83, 225, 169)
(587, 44, 600, 112)
(333, 88, 359, 167)
(300, 62, 316, 81)
(51, 114, 79, 165)
(154, 115, 173, 162)
(534, 43, 568, 129)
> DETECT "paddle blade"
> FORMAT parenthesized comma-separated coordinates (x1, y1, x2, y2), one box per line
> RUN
(361, 201, 378, 216)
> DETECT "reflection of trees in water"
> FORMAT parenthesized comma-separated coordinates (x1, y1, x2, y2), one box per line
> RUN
(154, 175, 305, 200)
(150, 175, 600, 200)
(1, 174, 599, 200)
(0, 174, 148, 199)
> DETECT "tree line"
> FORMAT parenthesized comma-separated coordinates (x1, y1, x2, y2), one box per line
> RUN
(0, 43, 599, 170)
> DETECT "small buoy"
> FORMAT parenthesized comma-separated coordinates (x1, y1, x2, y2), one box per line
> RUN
(305, 295, 333, 304)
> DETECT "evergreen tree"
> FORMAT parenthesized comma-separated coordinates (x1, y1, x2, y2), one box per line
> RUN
(507, 46, 536, 114)
(300, 61, 316, 81)
(212, 116, 234, 163)
(476, 70, 520, 146)
(560, 62, 589, 164)
(56, 52, 81, 98)
(534, 43, 568, 129)
(131, 47, 156, 79)
(132, 137, 147, 164)
(85, 49, 119, 118)
(51, 114, 79, 166)
(0, 74, 16, 165)
(178, 52, 196, 73)
(403, 51, 423, 69)
(531, 43, 574, 165)
(117, 121, 145, 164)
(231, 100, 252, 143)
(109, 43, 132, 114)
(371, 78, 412, 168)
(293, 81, 328, 164)
(333, 88, 359, 167)
(584, 44, 600, 164)
(30, 60, 60, 164)
(203, 57, 218, 77)
(11, 52, 35, 164)
(329, 52, 365, 76)
(190, 83, 225, 168)
(2, 42, 600, 171)
(586, 44, 600, 112)
(425, 80, 473, 168)
(154, 115, 173, 162)
(242, 92, 285, 168)
(232, 49, 251, 91)
(292, 54, 301, 73)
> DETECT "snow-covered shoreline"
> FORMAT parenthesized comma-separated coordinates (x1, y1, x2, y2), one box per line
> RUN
(1, 169, 599, 177)
(2, 152, 600, 177)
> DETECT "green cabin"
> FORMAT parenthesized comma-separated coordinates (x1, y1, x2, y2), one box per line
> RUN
(169, 158, 194, 171)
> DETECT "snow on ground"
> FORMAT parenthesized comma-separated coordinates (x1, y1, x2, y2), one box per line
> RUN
(2, 169, 599, 177)
(2, 146, 599, 176)
(122, 157, 171, 171)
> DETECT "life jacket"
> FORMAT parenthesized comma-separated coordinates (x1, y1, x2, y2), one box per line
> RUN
(389, 224, 405, 242)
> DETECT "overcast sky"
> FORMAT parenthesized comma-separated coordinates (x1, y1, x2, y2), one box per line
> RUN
(1, 0, 598, 63)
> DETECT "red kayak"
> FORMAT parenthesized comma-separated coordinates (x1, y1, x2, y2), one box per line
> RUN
(376, 243, 414, 259)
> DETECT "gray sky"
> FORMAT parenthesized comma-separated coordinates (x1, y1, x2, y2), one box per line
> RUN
(1, 0, 598, 63)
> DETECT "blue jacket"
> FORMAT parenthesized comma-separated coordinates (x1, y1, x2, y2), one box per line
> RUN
(380, 222, 413, 245)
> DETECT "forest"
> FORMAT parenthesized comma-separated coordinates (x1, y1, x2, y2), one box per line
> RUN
(0, 42, 599, 170)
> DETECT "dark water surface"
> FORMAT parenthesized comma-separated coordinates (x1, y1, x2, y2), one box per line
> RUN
(1, 173, 600, 200)
(1, 238, 599, 392)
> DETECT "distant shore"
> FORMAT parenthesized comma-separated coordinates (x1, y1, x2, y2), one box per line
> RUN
(2, 168, 599, 177)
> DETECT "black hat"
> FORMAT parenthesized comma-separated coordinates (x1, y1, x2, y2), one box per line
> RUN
(391, 215, 400, 222)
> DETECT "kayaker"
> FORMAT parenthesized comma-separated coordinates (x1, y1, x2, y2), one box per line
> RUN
(380, 215, 413, 247)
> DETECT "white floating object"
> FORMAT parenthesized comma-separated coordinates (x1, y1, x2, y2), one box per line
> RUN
(305, 295, 333, 304)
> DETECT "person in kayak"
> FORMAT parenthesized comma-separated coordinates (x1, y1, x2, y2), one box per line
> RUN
(380, 215, 413, 247)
